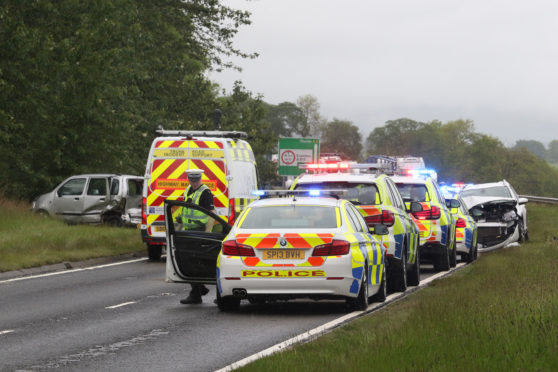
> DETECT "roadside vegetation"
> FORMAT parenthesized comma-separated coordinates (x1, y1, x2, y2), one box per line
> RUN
(239, 203, 558, 371)
(0, 198, 144, 272)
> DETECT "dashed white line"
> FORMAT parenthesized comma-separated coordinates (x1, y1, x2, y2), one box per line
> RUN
(105, 301, 136, 309)
(215, 263, 466, 372)
(0, 330, 15, 335)
(0, 258, 149, 285)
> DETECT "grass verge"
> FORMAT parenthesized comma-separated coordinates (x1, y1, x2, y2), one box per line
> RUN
(0, 198, 144, 272)
(239, 204, 558, 371)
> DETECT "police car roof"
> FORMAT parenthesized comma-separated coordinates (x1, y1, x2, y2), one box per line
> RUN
(249, 196, 343, 208)
(296, 172, 381, 184)
(152, 136, 248, 143)
(390, 175, 431, 184)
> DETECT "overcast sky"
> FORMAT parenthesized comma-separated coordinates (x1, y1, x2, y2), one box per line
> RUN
(210, 0, 557, 147)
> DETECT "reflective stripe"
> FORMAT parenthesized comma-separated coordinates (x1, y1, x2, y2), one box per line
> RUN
(182, 185, 210, 229)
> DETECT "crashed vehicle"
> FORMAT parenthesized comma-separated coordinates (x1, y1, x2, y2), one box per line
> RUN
(31, 174, 143, 226)
(460, 180, 528, 252)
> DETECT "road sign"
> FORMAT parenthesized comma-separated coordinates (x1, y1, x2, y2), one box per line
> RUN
(278, 138, 319, 176)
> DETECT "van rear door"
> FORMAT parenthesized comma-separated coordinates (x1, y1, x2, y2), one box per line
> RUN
(164, 200, 231, 284)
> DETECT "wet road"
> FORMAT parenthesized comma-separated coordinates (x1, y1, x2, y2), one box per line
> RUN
(0, 258, 448, 371)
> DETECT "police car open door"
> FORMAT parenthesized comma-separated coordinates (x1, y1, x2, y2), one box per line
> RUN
(164, 200, 232, 284)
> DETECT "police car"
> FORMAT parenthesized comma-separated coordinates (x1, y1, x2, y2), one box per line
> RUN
(391, 175, 457, 271)
(447, 196, 478, 263)
(291, 164, 422, 293)
(164, 191, 387, 312)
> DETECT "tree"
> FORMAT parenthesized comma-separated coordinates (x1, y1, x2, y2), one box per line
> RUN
(365, 118, 426, 155)
(547, 140, 558, 162)
(265, 101, 304, 138)
(513, 140, 547, 160)
(321, 119, 362, 160)
(0, 0, 254, 199)
(296, 95, 326, 138)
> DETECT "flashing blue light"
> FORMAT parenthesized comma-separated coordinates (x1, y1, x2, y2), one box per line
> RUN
(252, 190, 266, 196)
(308, 189, 321, 196)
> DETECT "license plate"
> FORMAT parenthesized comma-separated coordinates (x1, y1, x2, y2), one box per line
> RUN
(153, 225, 166, 232)
(263, 249, 305, 260)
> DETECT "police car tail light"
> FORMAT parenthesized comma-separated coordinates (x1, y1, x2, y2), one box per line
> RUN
(364, 210, 395, 227)
(312, 240, 350, 256)
(456, 218, 466, 228)
(412, 205, 441, 220)
(222, 240, 255, 257)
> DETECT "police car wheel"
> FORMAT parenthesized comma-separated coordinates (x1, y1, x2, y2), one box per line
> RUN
(216, 291, 240, 312)
(449, 239, 457, 268)
(434, 242, 450, 272)
(407, 239, 420, 287)
(389, 248, 407, 293)
(370, 264, 387, 303)
(347, 267, 368, 311)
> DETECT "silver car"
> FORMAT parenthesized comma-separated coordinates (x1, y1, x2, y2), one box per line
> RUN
(31, 174, 143, 226)
(460, 180, 528, 252)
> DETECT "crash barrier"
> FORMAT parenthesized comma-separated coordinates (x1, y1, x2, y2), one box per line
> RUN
(520, 195, 558, 205)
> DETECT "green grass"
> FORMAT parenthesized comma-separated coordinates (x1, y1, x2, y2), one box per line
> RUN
(0, 198, 145, 272)
(240, 204, 558, 372)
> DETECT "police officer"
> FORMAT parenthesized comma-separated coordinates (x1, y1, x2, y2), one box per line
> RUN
(179, 169, 215, 305)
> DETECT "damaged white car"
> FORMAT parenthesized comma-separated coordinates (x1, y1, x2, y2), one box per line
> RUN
(460, 180, 528, 252)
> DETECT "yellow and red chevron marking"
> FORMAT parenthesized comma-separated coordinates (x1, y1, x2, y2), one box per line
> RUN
(147, 140, 229, 211)
(235, 233, 334, 249)
(357, 206, 381, 217)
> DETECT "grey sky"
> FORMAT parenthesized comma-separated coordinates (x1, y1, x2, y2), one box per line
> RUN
(210, 0, 558, 147)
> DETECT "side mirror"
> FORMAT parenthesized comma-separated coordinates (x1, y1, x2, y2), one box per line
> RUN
(446, 199, 460, 209)
(409, 201, 423, 213)
(370, 223, 389, 236)
(518, 197, 528, 205)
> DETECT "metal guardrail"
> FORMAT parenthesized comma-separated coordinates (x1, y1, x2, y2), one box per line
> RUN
(520, 195, 558, 205)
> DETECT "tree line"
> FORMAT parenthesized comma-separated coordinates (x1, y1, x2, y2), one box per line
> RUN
(1, 1, 556, 200)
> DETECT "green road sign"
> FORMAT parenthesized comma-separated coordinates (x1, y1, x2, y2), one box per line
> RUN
(278, 138, 319, 176)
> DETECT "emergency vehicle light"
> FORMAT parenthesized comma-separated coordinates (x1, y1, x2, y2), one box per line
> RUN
(300, 162, 350, 170)
(407, 168, 437, 179)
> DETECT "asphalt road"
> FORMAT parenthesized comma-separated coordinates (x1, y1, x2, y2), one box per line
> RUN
(0, 258, 442, 372)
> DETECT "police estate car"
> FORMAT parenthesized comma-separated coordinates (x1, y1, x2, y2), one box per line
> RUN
(164, 192, 387, 312)
(291, 168, 421, 293)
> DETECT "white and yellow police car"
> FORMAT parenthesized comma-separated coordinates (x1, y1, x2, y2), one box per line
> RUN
(164, 191, 387, 312)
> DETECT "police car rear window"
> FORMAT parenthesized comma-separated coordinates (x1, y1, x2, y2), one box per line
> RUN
(240, 206, 338, 229)
(396, 183, 429, 202)
(295, 182, 380, 205)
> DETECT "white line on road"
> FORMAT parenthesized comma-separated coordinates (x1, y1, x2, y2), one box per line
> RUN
(215, 263, 466, 372)
(0, 330, 15, 335)
(0, 258, 149, 285)
(105, 301, 136, 309)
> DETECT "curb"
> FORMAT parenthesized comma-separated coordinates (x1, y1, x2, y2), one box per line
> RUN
(0, 251, 148, 282)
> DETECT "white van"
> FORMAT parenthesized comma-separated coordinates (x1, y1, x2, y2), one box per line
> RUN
(140, 129, 258, 260)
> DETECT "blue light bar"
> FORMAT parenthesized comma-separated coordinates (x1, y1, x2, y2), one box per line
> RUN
(308, 189, 321, 196)
(251, 190, 266, 196)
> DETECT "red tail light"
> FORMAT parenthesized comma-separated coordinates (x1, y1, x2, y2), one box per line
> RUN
(222, 240, 255, 256)
(312, 240, 350, 256)
(364, 210, 395, 227)
(228, 198, 236, 225)
(142, 197, 147, 224)
(412, 205, 441, 220)
(456, 218, 466, 228)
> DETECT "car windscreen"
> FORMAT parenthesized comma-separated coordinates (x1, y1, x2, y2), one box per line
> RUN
(294, 182, 379, 205)
(240, 205, 338, 229)
(461, 186, 512, 199)
(395, 183, 429, 202)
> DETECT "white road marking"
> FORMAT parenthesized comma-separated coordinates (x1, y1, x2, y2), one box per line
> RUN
(0, 258, 149, 285)
(105, 301, 136, 309)
(0, 330, 15, 335)
(215, 263, 466, 372)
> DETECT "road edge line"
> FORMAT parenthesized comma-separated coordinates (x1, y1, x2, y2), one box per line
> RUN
(215, 263, 466, 372)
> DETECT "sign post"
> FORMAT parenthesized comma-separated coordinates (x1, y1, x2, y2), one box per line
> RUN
(278, 138, 319, 176)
